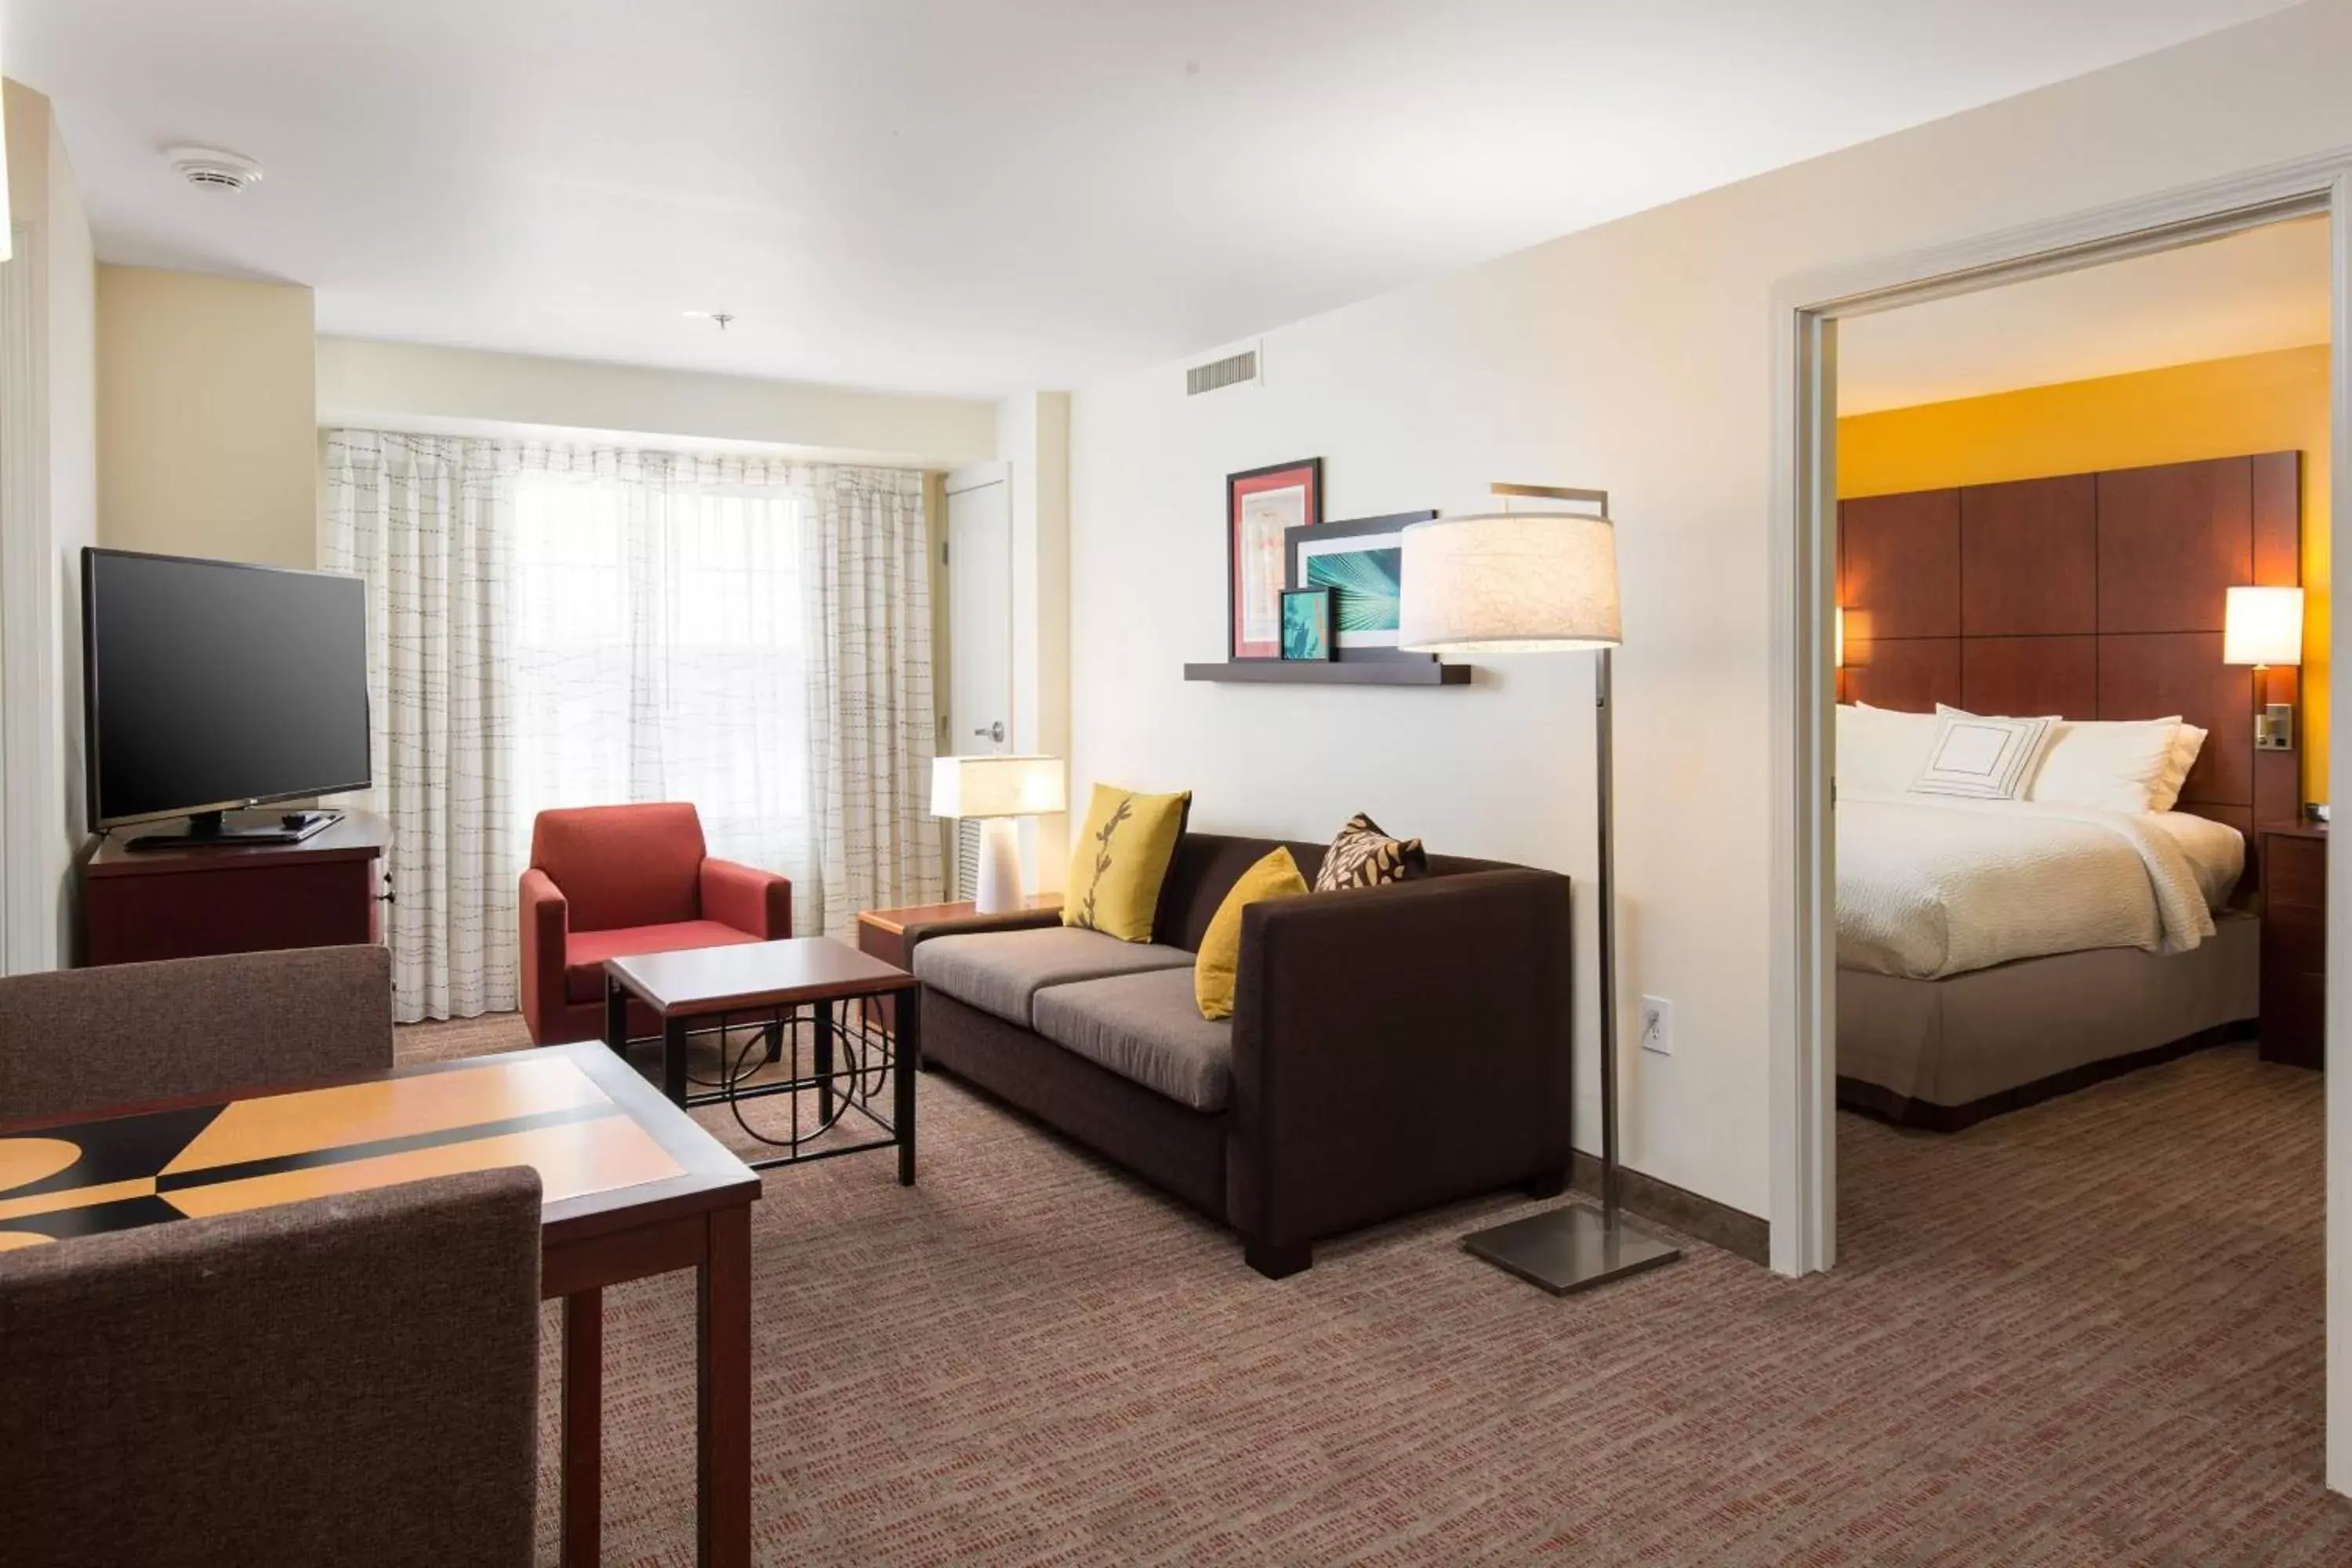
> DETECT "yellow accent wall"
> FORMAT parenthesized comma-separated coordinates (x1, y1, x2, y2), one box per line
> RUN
(1838, 344, 2332, 800)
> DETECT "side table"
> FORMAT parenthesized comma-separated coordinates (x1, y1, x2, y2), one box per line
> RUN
(855, 895, 1062, 1032)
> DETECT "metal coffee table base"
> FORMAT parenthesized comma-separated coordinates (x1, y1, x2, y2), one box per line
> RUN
(604, 978, 920, 1181)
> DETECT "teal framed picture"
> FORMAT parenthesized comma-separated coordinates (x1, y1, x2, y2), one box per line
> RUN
(1283, 510, 1438, 662)
(1280, 588, 1334, 661)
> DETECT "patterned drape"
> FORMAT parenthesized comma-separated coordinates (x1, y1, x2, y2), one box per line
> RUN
(323, 434, 942, 1021)
(802, 466, 942, 936)
(321, 433, 517, 1022)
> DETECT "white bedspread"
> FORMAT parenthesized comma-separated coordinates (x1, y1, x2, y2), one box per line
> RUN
(1837, 790, 2238, 979)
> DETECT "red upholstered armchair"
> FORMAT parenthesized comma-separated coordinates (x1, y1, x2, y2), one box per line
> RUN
(519, 803, 792, 1045)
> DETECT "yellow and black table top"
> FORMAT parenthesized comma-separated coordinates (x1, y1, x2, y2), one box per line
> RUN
(0, 1052, 697, 1252)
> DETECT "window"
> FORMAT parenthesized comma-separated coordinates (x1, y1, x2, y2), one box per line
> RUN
(508, 471, 812, 889)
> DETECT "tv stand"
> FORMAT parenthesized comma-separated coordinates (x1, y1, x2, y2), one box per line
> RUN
(83, 811, 389, 966)
(127, 808, 341, 851)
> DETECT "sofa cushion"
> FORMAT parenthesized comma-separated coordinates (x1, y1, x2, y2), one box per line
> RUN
(1033, 967, 1234, 1113)
(564, 920, 762, 1004)
(913, 927, 1191, 1027)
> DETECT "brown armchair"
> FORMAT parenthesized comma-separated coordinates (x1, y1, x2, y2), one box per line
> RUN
(520, 802, 793, 1044)
(0, 1167, 542, 1568)
(0, 946, 393, 1121)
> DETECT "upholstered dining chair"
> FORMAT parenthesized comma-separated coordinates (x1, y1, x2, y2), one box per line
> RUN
(0, 945, 394, 1122)
(0, 1167, 543, 1568)
(520, 802, 793, 1044)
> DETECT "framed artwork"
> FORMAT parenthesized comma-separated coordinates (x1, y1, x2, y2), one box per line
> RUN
(1280, 588, 1334, 661)
(1227, 458, 1323, 660)
(1284, 510, 1437, 662)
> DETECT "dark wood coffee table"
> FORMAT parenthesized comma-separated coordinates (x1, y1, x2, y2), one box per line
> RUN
(602, 938, 921, 1181)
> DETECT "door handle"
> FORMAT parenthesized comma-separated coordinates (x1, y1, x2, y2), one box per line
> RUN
(973, 721, 1006, 743)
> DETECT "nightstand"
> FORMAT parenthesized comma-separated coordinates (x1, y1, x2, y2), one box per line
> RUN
(855, 895, 1062, 1032)
(2259, 822, 2327, 1070)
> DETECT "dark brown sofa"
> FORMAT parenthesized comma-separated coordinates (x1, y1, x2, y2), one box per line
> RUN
(906, 832, 1573, 1277)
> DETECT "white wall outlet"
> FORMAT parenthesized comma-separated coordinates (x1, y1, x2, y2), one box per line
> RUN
(1639, 996, 1673, 1056)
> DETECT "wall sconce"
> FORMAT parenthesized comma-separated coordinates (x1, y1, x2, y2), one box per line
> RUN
(1835, 607, 1846, 670)
(2222, 585, 2303, 752)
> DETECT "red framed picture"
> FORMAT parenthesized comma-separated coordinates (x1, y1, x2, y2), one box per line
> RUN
(1227, 458, 1323, 660)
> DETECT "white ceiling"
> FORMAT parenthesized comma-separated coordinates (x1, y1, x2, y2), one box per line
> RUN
(4, 0, 2303, 399)
(1838, 215, 2332, 415)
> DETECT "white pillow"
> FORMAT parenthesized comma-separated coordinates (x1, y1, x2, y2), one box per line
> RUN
(2152, 722, 2208, 812)
(1936, 704, 2184, 814)
(1910, 712, 2055, 800)
(1836, 703, 1939, 794)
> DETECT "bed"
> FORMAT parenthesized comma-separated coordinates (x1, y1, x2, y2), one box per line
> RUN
(1836, 786, 2256, 1129)
(1834, 453, 2301, 1128)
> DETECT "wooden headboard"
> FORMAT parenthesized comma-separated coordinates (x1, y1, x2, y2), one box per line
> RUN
(1838, 450, 2303, 844)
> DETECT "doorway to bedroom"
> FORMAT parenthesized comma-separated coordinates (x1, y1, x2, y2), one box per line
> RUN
(1831, 214, 2329, 1133)
(1780, 180, 2348, 1480)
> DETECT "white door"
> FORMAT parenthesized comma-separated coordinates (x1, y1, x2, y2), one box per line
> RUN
(946, 464, 1014, 898)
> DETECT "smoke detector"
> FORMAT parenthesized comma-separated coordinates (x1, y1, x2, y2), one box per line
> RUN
(165, 146, 263, 193)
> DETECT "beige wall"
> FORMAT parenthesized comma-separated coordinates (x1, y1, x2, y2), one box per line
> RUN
(97, 267, 318, 567)
(1066, 0, 2352, 1225)
(0, 79, 96, 970)
(317, 337, 996, 470)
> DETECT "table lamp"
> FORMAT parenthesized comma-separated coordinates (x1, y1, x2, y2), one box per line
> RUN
(2223, 585, 2303, 753)
(1398, 483, 1682, 1295)
(931, 755, 1067, 913)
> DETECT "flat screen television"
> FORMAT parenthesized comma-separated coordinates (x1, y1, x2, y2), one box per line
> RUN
(83, 548, 370, 844)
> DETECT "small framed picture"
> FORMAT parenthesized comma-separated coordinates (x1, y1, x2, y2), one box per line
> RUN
(1227, 458, 1323, 660)
(1280, 588, 1334, 661)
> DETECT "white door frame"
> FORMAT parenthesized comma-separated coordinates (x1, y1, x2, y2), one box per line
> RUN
(1769, 148, 2352, 1486)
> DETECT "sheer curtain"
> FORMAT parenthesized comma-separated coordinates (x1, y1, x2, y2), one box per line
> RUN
(325, 436, 941, 1022)
(321, 433, 517, 1020)
(803, 466, 939, 936)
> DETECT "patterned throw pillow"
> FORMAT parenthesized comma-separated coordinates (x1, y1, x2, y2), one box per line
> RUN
(1062, 784, 1192, 942)
(1908, 713, 2055, 801)
(1312, 813, 1428, 893)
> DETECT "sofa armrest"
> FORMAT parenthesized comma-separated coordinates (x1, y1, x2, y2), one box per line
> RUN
(900, 906, 1064, 957)
(1229, 869, 1574, 1250)
(518, 868, 570, 1044)
(701, 858, 793, 939)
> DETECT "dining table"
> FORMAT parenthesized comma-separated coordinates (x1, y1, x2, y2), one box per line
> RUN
(0, 1040, 761, 1568)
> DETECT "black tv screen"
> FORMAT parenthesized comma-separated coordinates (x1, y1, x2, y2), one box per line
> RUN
(84, 549, 371, 829)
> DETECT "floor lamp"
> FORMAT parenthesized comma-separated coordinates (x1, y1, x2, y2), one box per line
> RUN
(1398, 484, 1682, 1295)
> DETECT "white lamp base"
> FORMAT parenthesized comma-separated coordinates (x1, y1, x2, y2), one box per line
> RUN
(973, 816, 1025, 914)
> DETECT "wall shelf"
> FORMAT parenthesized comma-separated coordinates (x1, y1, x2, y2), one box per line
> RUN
(1182, 660, 1472, 687)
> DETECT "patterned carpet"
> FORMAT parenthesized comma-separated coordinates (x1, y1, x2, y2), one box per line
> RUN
(401, 1016, 2352, 1566)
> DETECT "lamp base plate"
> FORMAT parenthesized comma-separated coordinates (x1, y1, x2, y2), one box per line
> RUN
(1463, 1203, 1682, 1296)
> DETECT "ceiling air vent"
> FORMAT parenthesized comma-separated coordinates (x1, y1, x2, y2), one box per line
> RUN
(166, 146, 264, 193)
(1185, 346, 1260, 397)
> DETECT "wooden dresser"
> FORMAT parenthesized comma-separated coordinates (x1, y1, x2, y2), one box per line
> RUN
(2259, 822, 2327, 1070)
(82, 811, 391, 967)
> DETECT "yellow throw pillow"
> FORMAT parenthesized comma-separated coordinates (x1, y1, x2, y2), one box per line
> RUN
(1194, 846, 1309, 1021)
(1064, 784, 1192, 942)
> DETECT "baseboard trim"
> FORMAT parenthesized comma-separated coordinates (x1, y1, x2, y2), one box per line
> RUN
(1569, 1155, 1770, 1266)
